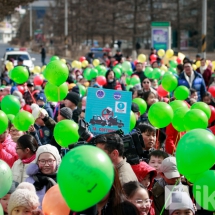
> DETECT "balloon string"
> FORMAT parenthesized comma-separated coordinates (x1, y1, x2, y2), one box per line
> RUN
(156, 129, 160, 149)
(173, 132, 180, 155)
(58, 87, 60, 116)
(27, 88, 36, 104)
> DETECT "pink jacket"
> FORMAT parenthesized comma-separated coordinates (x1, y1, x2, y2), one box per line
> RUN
(0, 134, 18, 168)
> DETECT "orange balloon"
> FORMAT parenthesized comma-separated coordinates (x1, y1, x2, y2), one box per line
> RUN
(42, 185, 70, 215)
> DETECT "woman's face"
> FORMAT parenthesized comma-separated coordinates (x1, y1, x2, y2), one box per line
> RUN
(16, 144, 30, 160)
(107, 71, 114, 80)
(129, 188, 151, 215)
(142, 130, 156, 150)
(142, 79, 151, 90)
(37, 152, 57, 174)
(147, 93, 158, 106)
(0, 194, 10, 213)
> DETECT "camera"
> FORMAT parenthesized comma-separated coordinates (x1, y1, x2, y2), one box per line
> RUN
(68, 119, 145, 165)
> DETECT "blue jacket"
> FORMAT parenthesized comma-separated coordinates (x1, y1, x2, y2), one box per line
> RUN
(178, 71, 206, 101)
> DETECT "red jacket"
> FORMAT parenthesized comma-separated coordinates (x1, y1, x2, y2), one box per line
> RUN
(196, 68, 212, 87)
(0, 134, 18, 168)
(209, 125, 215, 135)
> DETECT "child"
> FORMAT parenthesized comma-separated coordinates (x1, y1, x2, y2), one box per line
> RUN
(148, 150, 169, 180)
(7, 182, 41, 215)
(0, 182, 18, 215)
(131, 161, 157, 190)
(169, 192, 195, 215)
(188, 88, 198, 105)
(151, 157, 189, 215)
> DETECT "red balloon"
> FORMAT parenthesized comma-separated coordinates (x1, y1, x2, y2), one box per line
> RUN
(157, 85, 168, 97)
(150, 54, 157, 61)
(33, 75, 43, 86)
(17, 85, 24, 94)
(79, 56, 86, 62)
(96, 76, 107, 86)
(134, 60, 139, 66)
(176, 57, 182, 64)
(209, 105, 215, 124)
(113, 61, 118, 66)
(23, 104, 32, 113)
(208, 87, 215, 97)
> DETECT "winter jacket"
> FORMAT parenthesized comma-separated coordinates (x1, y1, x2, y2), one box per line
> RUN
(116, 158, 138, 185)
(43, 103, 54, 119)
(72, 107, 81, 123)
(178, 71, 206, 101)
(0, 135, 18, 168)
(12, 159, 35, 183)
(196, 68, 212, 87)
(103, 79, 126, 91)
(132, 71, 146, 83)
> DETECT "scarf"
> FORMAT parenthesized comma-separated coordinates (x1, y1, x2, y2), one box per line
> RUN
(199, 65, 207, 74)
(33, 172, 57, 192)
(184, 71, 195, 88)
(22, 154, 36, 164)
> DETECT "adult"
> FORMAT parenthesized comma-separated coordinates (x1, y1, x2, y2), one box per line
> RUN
(196, 58, 212, 87)
(26, 144, 61, 206)
(114, 49, 123, 62)
(178, 61, 206, 101)
(86, 52, 94, 64)
(141, 77, 157, 95)
(40, 45, 46, 65)
(23, 81, 35, 105)
(132, 62, 146, 83)
(96, 133, 138, 185)
(0, 127, 18, 167)
(176, 64, 183, 75)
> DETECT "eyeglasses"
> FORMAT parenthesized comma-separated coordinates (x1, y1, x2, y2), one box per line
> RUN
(38, 159, 56, 165)
(143, 81, 150, 84)
(133, 199, 152, 206)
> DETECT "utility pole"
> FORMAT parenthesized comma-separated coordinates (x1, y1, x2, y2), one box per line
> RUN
(201, 0, 207, 58)
(65, 0, 68, 56)
(29, 4, 32, 50)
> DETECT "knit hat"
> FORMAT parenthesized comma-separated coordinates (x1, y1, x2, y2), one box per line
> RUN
(7, 182, 40, 215)
(35, 144, 61, 166)
(31, 103, 48, 120)
(60, 107, 73, 120)
(65, 92, 80, 106)
(12, 90, 23, 100)
(131, 103, 139, 113)
(36, 93, 47, 103)
(169, 192, 195, 215)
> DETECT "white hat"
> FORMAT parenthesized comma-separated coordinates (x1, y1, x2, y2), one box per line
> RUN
(35, 144, 61, 166)
(159, 157, 180, 179)
(8, 182, 40, 215)
(31, 103, 48, 120)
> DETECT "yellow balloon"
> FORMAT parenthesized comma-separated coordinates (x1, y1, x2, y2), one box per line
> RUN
(138, 54, 146, 63)
(157, 49, 165, 57)
(41, 65, 46, 72)
(160, 64, 168, 72)
(34, 66, 41, 73)
(165, 49, 174, 59)
(178, 52, 185, 61)
(68, 83, 76, 90)
(162, 56, 169, 66)
(76, 61, 82, 69)
(81, 60, 89, 68)
(196, 61, 201, 68)
(6, 61, 13, 70)
(84, 81, 90, 87)
(71, 60, 78, 68)
(212, 61, 215, 72)
(7, 65, 14, 71)
(61, 59, 66, 64)
(192, 64, 197, 70)
(93, 59, 100, 67)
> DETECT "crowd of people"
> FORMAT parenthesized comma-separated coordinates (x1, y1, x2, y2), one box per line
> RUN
(0, 48, 215, 215)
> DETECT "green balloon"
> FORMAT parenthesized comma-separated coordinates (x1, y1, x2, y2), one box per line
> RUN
(130, 76, 140, 85)
(172, 107, 189, 131)
(176, 129, 215, 175)
(125, 68, 133, 76)
(1, 95, 20, 115)
(44, 60, 69, 86)
(113, 67, 121, 79)
(78, 84, 86, 97)
(169, 60, 178, 68)
(144, 67, 153, 78)
(50, 56, 60, 61)
(170, 100, 188, 112)
(44, 82, 68, 102)
(191, 102, 211, 119)
(10, 66, 29, 84)
(174, 86, 190, 100)
(169, 67, 177, 73)
(54, 120, 79, 147)
(151, 68, 161, 79)
(90, 68, 98, 79)
(7, 114, 15, 123)
(115, 64, 122, 72)
(96, 65, 107, 76)
(122, 61, 131, 72)
(57, 145, 114, 212)
(184, 109, 208, 131)
(130, 111, 136, 131)
(0, 160, 12, 198)
(132, 98, 147, 115)
(193, 170, 215, 211)
(0, 204, 3, 215)
(126, 85, 133, 91)
(185, 173, 202, 183)
(148, 102, 173, 128)
(83, 68, 92, 80)
(126, 76, 130, 85)
(0, 111, 8, 135)
(161, 74, 178, 92)
(13, 111, 35, 131)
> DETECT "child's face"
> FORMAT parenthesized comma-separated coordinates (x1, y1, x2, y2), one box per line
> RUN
(203, 96, 211, 105)
(11, 206, 32, 215)
(148, 156, 163, 172)
(147, 93, 158, 106)
(142, 131, 156, 150)
(171, 209, 193, 215)
(162, 173, 181, 185)
(141, 173, 150, 188)
(0, 194, 11, 213)
(190, 92, 198, 101)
